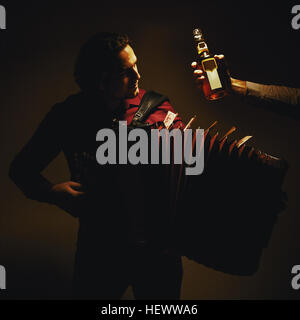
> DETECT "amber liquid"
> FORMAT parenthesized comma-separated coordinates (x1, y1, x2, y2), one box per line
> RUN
(200, 57, 231, 101)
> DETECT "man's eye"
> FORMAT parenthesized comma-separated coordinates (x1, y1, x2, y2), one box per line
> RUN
(119, 65, 137, 77)
(119, 69, 129, 76)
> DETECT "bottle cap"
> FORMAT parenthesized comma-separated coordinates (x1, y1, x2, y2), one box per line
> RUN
(193, 28, 204, 41)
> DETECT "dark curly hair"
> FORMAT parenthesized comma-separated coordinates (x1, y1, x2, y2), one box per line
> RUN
(74, 32, 131, 91)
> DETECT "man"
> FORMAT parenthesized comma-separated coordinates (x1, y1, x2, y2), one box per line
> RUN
(9, 32, 184, 299)
(192, 55, 300, 118)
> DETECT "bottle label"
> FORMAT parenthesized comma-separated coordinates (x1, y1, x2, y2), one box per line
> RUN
(202, 58, 222, 90)
(197, 41, 209, 55)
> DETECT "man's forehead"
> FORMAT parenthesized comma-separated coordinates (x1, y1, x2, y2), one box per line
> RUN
(118, 45, 137, 69)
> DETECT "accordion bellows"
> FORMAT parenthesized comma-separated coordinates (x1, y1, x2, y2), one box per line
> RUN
(172, 123, 289, 276)
(68, 120, 288, 276)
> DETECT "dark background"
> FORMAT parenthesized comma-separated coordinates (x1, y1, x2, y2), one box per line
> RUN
(1, 0, 300, 299)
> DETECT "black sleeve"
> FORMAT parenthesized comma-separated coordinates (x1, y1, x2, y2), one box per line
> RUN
(9, 103, 63, 203)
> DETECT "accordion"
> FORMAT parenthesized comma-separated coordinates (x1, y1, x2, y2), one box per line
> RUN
(68, 118, 288, 276)
(171, 121, 288, 276)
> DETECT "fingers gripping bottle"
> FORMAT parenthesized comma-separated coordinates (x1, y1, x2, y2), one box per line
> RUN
(193, 28, 231, 101)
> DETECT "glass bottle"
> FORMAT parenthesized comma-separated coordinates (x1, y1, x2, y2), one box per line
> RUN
(193, 28, 231, 101)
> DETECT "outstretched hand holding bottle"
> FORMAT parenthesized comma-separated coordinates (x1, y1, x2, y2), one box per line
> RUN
(191, 52, 300, 112)
(191, 48, 300, 120)
(191, 54, 247, 97)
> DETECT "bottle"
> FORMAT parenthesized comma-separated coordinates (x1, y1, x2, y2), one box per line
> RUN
(193, 28, 231, 101)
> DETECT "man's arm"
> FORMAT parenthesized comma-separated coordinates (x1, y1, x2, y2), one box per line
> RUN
(231, 78, 300, 119)
(231, 78, 300, 107)
(9, 103, 64, 203)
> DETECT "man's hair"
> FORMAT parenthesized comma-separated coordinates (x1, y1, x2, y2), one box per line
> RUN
(74, 32, 131, 91)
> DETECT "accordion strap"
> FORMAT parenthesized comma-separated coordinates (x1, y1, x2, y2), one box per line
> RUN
(131, 90, 169, 127)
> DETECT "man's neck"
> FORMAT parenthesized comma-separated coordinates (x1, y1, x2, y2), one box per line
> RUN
(101, 93, 126, 119)
(92, 90, 123, 112)
(105, 97, 123, 113)
(84, 90, 126, 117)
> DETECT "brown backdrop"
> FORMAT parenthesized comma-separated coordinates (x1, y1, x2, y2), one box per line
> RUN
(1, 0, 300, 299)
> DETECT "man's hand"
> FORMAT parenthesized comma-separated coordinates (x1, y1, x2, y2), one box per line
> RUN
(50, 181, 85, 217)
(191, 54, 225, 89)
(191, 54, 247, 96)
(51, 181, 85, 198)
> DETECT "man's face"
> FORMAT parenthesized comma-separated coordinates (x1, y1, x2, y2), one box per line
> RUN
(107, 45, 141, 99)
